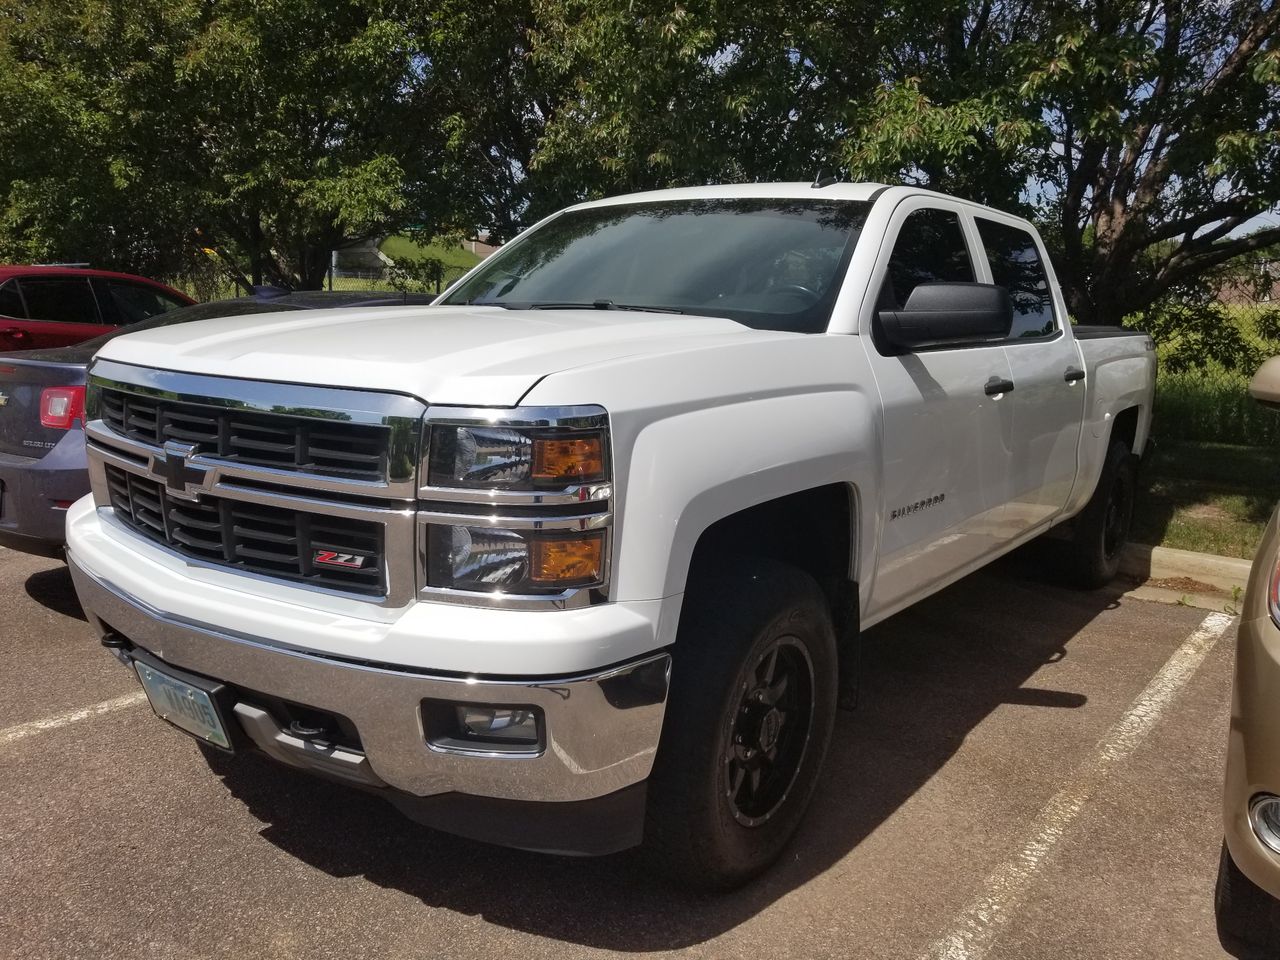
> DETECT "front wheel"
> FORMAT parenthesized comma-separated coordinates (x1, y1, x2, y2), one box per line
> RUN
(642, 558, 838, 890)
(1063, 439, 1138, 589)
(1216, 842, 1280, 950)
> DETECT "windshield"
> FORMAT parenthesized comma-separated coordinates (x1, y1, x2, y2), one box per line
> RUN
(443, 198, 872, 333)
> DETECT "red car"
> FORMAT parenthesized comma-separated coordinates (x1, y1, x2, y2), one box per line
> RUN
(0, 266, 194, 351)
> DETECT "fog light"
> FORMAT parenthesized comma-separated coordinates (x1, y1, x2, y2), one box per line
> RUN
(455, 705, 540, 745)
(1251, 795, 1280, 854)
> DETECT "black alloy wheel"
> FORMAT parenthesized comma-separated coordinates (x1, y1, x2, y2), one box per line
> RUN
(723, 638, 815, 827)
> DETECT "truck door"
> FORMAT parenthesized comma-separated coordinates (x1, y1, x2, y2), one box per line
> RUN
(864, 201, 1015, 616)
(973, 216, 1085, 536)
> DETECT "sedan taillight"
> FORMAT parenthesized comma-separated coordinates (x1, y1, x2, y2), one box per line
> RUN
(40, 386, 86, 430)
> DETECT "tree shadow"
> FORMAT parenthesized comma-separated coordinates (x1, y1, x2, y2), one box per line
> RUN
(201, 557, 1117, 951)
(24, 564, 86, 622)
(1130, 439, 1280, 563)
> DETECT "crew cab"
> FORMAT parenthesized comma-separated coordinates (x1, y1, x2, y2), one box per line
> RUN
(64, 183, 1155, 888)
(0, 266, 193, 351)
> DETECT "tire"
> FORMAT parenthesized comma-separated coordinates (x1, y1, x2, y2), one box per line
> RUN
(642, 557, 838, 890)
(1216, 842, 1280, 952)
(1063, 439, 1138, 589)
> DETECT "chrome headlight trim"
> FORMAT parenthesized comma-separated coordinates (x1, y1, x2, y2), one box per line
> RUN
(418, 404, 611, 503)
(416, 404, 614, 608)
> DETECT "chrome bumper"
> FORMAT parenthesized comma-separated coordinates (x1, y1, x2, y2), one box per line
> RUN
(69, 552, 671, 804)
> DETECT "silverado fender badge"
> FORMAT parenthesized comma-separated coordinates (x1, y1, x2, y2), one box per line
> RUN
(313, 551, 368, 569)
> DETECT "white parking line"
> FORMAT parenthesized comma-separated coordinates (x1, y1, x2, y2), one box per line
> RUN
(0, 691, 146, 748)
(921, 610, 1235, 960)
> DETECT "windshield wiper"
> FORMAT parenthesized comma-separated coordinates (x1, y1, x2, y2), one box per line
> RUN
(466, 299, 516, 309)
(525, 300, 685, 315)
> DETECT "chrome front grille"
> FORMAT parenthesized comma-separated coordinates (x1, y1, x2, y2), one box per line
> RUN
(85, 359, 424, 607)
(104, 464, 386, 595)
(100, 387, 390, 482)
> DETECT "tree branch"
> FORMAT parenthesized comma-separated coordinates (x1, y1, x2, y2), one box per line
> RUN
(1151, 225, 1280, 298)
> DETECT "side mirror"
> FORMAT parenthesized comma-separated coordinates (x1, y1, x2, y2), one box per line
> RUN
(879, 282, 1013, 351)
(1250, 356, 1280, 410)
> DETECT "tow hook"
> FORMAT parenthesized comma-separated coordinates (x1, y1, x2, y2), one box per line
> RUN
(287, 719, 331, 742)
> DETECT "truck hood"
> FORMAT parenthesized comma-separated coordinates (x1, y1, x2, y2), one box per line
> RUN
(93, 305, 765, 406)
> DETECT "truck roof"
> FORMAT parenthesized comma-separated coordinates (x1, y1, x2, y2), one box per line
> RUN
(566, 181, 893, 212)
(562, 181, 1040, 233)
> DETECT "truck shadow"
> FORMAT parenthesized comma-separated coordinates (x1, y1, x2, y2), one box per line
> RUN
(204, 551, 1116, 951)
(24, 564, 88, 622)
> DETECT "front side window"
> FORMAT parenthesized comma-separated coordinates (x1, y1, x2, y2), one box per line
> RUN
(443, 199, 872, 334)
(976, 218, 1057, 340)
(18, 278, 99, 324)
(881, 208, 976, 309)
(0, 280, 23, 318)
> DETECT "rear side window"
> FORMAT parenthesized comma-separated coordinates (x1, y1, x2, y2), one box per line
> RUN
(0, 281, 23, 318)
(18, 278, 99, 324)
(108, 281, 186, 324)
(881, 208, 975, 309)
(976, 218, 1057, 339)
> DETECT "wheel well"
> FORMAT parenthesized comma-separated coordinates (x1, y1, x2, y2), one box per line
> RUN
(687, 484, 857, 640)
(1111, 406, 1140, 454)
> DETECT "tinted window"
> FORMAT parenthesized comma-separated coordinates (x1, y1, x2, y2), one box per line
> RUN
(19, 278, 99, 324)
(108, 281, 184, 324)
(0, 281, 23, 318)
(976, 218, 1056, 339)
(443, 199, 872, 333)
(882, 209, 975, 309)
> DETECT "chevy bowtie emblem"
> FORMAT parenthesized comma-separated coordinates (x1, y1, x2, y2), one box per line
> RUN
(152, 441, 210, 501)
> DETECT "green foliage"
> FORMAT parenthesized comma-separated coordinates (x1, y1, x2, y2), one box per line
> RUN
(0, 0, 1276, 319)
(1154, 365, 1280, 447)
(378, 236, 481, 273)
(0, 0, 448, 288)
(844, 1, 1280, 324)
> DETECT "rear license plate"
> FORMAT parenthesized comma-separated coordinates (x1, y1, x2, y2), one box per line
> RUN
(134, 660, 231, 749)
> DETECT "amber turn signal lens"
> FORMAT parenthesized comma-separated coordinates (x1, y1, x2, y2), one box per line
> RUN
(529, 535, 604, 586)
(532, 435, 605, 482)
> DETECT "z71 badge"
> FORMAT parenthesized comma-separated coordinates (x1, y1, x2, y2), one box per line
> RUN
(313, 551, 368, 569)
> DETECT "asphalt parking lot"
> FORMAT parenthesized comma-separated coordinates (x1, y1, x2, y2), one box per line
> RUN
(0, 545, 1262, 960)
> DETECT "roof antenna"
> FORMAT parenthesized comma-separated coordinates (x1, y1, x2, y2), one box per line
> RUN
(812, 169, 839, 189)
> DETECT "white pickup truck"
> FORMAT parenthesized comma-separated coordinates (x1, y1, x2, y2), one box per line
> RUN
(66, 183, 1155, 888)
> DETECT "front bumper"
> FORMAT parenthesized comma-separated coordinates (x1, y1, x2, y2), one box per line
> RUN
(69, 552, 671, 853)
(0, 429, 88, 555)
(1225, 502, 1280, 900)
(1225, 605, 1280, 901)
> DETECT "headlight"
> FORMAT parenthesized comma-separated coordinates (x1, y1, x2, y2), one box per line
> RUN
(426, 525, 606, 593)
(419, 406, 612, 601)
(426, 413, 608, 490)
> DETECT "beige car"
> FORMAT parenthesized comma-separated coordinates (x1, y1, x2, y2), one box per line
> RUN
(1219, 356, 1280, 948)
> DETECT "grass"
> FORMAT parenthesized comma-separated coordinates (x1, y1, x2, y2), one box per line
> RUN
(378, 236, 482, 273)
(1131, 440, 1280, 559)
(1153, 365, 1280, 446)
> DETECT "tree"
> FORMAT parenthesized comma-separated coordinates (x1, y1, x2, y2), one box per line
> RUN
(0, 0, 452, 288)
(847, 0, 1280, 325)
(529, 0, 881, 199)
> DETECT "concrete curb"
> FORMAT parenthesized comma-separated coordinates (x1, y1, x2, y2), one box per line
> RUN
(1120, 543, 1252, 594)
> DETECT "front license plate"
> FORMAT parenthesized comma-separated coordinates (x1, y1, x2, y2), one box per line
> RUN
(134, 661, 231, 749)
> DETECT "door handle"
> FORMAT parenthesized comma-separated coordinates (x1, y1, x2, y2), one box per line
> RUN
(984, 377, 1015, 397)
(0, 327, 26, 339)
(1064, 367, 1086, 383)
